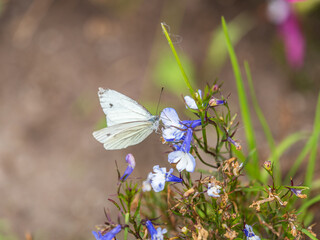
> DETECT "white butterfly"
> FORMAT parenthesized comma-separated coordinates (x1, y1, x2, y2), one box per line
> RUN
(93, 88, 160, 150)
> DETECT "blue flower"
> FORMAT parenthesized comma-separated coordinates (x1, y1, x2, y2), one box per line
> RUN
(146, 165, 182, 192)
(168, 128, 196, 172)
(160, 108, 185, 142)
(92, 225, 122, 240)
(243, 224, 260, 240)
(146, 220, 167, 240)
(160, 108, 201, 142)
(120, 153, 136, 181)
(208, 97, 226, 107)
(207, 182, 221, 198)
(227, 137, 241, 150)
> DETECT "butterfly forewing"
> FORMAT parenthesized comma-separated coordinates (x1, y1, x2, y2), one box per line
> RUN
(98, 88, 153, 127)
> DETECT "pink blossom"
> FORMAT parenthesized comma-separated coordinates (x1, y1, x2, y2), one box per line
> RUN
(279, 13, 305, 68)
(267, 0, 305, 68)
(286, 0, 306, 2)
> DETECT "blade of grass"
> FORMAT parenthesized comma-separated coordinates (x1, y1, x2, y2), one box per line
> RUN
(297, 194, 320, 215)
(285, 93, 320, 183)
(311, 178, 320, 190)
(270, 132, 307, 160)
(222, 17, 259, 179)
(161, 23, 194, 95)
(301, 229, 319, 240)
(161, 23, 209, 151)
(244, 61, 279, 183)
(304, 94, 320, 194)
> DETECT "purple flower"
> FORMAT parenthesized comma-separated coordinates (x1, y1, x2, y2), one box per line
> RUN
(160, 108, 201, 172)
(168, 128, 196, 172)
(243, 224, 260, 240)
(146, 220, 167, 240)
(160, 108, 201, 142)
(227, 137, 241, 150)
(92, 225, 122, 240)
(267, 0, 305, 68)
(208, 97, 226, 107)
(161, 108, 185, 142)
(146, 165, 182, 192)
(120, 153, 136, 181)
(286, 178, 307, 198)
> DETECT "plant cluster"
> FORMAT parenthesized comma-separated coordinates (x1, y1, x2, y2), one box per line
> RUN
(91, 20, 319, 240)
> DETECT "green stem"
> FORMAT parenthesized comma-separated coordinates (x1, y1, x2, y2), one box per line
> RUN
(161, 23, 194, 95)
(124, 213, 130, 240)
(200, 114, 208, 150)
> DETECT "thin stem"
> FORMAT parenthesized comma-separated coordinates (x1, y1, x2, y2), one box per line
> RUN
(193, 146, 218, 168)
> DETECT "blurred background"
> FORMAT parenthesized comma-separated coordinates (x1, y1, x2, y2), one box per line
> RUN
(0, 0, 319, 239)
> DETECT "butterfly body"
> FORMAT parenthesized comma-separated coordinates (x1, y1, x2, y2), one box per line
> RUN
(93, 88, 159, 150)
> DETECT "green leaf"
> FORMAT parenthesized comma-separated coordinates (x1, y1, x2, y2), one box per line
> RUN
(297, 194, 320, 214)
(271, 132, 307, 160)
(301, 228, 318, 240)
(221, 17, 259, 179)
(305, 94, 320, 193)
(303, 211, 314, 227)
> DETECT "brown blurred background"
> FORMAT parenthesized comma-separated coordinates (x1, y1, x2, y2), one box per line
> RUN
(0, 0, 319, 239)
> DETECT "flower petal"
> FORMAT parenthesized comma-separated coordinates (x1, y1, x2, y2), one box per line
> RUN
(168, 151, 182, 164)
(184, 96, 198, 110)
(184, 153, 196, 172)
(160, 108, 181, 127)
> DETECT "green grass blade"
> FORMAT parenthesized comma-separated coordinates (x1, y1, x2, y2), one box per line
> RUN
(222, 17, 259, 179)
(271, 132, 307, 160)
(244, 61, 279, 182)
(301, 229, 319, 240)
(304, 93, 320, 193)
(311, 178, 320, 190)
(161, 23, 194, 95)
(285, 93, 320, 183)
(297, 194, 320, 214)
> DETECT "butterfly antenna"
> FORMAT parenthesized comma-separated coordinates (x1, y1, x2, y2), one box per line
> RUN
(156, 87, 164, 115)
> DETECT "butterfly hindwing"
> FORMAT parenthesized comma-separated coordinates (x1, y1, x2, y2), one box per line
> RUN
(93, 121, 154, 150)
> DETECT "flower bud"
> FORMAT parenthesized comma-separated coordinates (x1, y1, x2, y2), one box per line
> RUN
(264, 160, 272, 172)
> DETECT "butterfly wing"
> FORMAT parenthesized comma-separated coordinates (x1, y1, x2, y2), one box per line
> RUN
(98, 88, 153, 126)
(93, 121, 155, 150)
